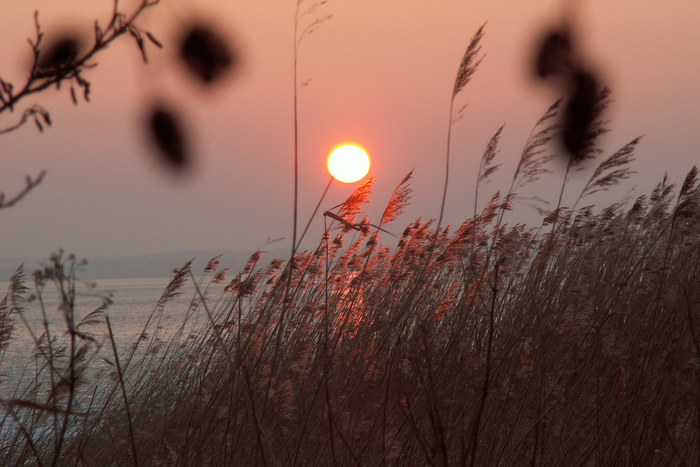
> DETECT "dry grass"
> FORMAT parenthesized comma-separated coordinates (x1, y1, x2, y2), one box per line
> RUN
(1, 153, 699, 465)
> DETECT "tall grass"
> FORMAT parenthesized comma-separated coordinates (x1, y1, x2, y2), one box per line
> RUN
(2, 17, 700, 467)
(2, 152, 699, 464)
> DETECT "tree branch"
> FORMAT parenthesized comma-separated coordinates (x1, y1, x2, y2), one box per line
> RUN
(0, 1, 162, 118)
(0, 170, 47, 210)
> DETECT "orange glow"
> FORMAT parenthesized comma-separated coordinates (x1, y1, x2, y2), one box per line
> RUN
(327, 144, 370, 183)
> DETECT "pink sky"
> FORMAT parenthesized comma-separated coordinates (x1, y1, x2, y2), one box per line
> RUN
(2, 0, 700, 262)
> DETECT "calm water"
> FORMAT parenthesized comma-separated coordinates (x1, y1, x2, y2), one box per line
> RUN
(0, 276, 227, 403)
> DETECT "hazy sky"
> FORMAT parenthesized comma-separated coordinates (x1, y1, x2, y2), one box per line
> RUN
(2, 0, 700, 262)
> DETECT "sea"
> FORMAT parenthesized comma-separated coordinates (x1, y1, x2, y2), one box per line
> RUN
(0, 276, 228, 419)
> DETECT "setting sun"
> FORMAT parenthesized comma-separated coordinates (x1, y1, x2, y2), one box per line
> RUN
(327, 144, 370, 183)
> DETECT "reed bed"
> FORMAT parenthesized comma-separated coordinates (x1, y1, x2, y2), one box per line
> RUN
(1, 152, 699, 465)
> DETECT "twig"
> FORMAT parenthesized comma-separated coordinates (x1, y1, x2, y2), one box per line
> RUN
(0, 171, 47, 210)
(0, 1, 161, 117)
(0, 105, 51, 135)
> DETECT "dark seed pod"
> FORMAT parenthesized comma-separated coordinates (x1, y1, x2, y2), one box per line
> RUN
(562, 70, 599, 160)
(147, 105, 188, 170)
(38, 36, 81, 71)
(179, 25, 234, 85)
(533, 29, 572, 79)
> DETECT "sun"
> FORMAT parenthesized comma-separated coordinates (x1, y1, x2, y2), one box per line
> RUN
(327, 144, 370, 183)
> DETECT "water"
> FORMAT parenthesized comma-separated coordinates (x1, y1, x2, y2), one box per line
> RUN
(0, 276, 227, 414)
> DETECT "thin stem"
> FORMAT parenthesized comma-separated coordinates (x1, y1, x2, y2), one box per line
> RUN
(105, 316, 139, 467)
(469, 261, 499, 466)
(322, 216, 338, 466)
(437, 96, 457, 236)
(188, 269, 269, 466)
(291, 1, 300, 261)
(544, 160, 572, 264)
(296, 176, 334, 251)
(268, 1, 303, 406)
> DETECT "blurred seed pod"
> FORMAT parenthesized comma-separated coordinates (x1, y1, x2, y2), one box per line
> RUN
(147, 105, 189, 171)
(562, 70, 600, 160)
(178, 24, 235, 85)
(38, 35, 81, 72)
(531, 20, 608, 163)
(533, 28, 572, 79)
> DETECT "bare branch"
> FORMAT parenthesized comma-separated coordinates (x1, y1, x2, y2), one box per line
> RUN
(0, 171, 47, 210)
(0, 105, 51, 135)
(0, 1, 162, 116)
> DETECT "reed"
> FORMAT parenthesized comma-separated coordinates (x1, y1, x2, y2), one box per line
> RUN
(2, 152, 698, 465)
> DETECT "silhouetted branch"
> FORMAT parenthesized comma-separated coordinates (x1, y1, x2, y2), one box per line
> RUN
(0, 104, 51, 135)
(0, 0, 163, 210)
(0, 170, 47, 210)
(0, 0, 162, 121)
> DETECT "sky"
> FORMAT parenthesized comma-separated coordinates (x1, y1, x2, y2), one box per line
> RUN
(2, 0, 700, 265)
